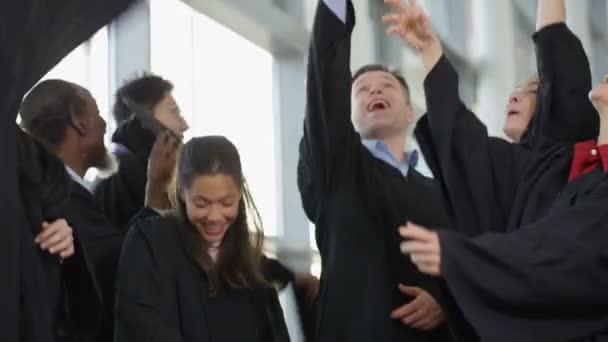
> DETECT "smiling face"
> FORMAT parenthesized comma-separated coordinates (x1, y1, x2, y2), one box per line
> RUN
(351, 70, 414, 139)
(503, 74, 539, 142)
(183, 173, 241, 248)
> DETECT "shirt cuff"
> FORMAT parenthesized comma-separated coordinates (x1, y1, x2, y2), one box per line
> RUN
(323, 0, 347, 23)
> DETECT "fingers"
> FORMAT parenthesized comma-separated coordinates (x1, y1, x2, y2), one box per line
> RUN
(59, 244, 75, 259)
(384, 0, 407, 11)
(401, 306, 427, 326)
(398, 284, 422, 297)
(35, 219, 75, 259)
(390, 299, 419, 319)
(399, 222, 435, 240)
(381, 13, 402, 24)
(36, 219, 70, 248)
(412, 261, 441, 276)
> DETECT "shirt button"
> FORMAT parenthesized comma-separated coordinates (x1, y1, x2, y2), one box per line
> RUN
(591, 148, 598, 156)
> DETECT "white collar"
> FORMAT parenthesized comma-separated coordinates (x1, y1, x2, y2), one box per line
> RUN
(65, 165, 91, 193)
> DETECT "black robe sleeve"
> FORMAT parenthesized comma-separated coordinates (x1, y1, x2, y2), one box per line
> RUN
(415, 57, 531, 236)
(439, 180, 608, 342)
(115, 223, 185, 342)
(0, 1, 133, 341)
(522, 23, 598, 145)
(415, 23, 598, 237)
(297, 1, 361, 220)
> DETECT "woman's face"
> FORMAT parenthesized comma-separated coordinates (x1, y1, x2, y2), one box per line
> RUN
(183, 173, 240, 247)
(152, 92, 189, 138)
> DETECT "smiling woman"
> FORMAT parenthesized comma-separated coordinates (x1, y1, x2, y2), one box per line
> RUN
(115, 135, 290, 342)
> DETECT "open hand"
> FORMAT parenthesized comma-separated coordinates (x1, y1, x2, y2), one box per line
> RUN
(390, 284, 445, 330)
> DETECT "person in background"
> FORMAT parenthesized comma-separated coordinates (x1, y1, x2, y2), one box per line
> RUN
(19, 78, 176, 341)
(0, 0, 135, 341)
(98, 74, 321, 327)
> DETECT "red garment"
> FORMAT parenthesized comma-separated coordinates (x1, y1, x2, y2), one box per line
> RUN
(568, 140, 608, 182)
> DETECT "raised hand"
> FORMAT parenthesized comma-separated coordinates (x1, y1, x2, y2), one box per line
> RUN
(382, 0, 442, 72)
(145, 131, 179, 210)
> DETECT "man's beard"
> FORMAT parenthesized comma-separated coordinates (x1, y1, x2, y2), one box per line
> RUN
(94, 151, 119, 179)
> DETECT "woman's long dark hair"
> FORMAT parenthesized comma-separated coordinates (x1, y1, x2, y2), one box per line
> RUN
(174, 136, 268, 296)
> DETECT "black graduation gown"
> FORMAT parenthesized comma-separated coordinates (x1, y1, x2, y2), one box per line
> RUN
(114, 216, 290, 342)
(0, 1, 133, 341)
(415, 24, 608, 342)
(59, 182, 126, 342)
(16, 128, 103, 342)
(297, 2, 451, 341)
(93, 118, 155, 231)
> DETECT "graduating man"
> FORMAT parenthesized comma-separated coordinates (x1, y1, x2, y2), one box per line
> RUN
(19, 79, 176, 341)
(0, 1, 135, 341)
(381, 0, 608, 340)
(298, 1, 452, 341)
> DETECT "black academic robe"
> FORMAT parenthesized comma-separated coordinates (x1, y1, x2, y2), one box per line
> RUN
(16, 128, 103, 342)
(114, 215, 290, 342)
(297, 2, 451, 341)
(415, 24, 608, 342)
(94, 117, 155, 231)
(0, 1, 133, 341)
(59, 181, 126, 342)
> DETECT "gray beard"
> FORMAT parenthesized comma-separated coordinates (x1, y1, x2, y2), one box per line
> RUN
(95, 152, 120, 179)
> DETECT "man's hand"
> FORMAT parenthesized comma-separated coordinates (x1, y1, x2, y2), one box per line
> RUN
(382, 0, 443, 72)
(34, 219, 75, 260)
(390, 284, 445, 331)
(294, 272, 320, 304)
(399, 222, 442, 276)
(146, 131, 179, 209)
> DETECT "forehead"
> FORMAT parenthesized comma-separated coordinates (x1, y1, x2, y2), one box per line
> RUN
(354, 70, 400, 86)
(76, 88, 99, 112)
(187, 174, 239, 194)
(518, 75, 539, 89)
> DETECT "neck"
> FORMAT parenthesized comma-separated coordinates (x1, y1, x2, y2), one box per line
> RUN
(208, 245, 220, 262)
(380, 133, 407, 163)
(599, 114, 608, 146)
(56, 145, 88, 177)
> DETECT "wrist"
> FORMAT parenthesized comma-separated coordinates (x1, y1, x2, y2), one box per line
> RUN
(419, 39, 443, 73)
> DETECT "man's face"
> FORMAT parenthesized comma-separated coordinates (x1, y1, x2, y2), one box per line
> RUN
(74, 89, 109, 171)
(503, 74, 539, 142)
(351, 71, 413, 139)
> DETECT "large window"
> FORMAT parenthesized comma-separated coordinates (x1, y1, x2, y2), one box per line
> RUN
(151, 0, 279, 236)
(42, 27, 110, 128)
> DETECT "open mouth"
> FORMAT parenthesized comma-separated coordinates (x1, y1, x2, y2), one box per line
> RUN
(367, 99, 390, 111)
(507, 110, 519, 116)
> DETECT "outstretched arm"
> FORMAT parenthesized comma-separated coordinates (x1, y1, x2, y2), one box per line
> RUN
(384, 0, 530, 236)
(523, 0, 598, 145)
(298, 0, 363, 219)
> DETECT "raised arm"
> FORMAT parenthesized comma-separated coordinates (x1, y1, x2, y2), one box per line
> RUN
(523, 0, 598, 145)
(537, 0, 565, 29)
(384, 0, 530, 235)
(298, 0, 362, 219)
